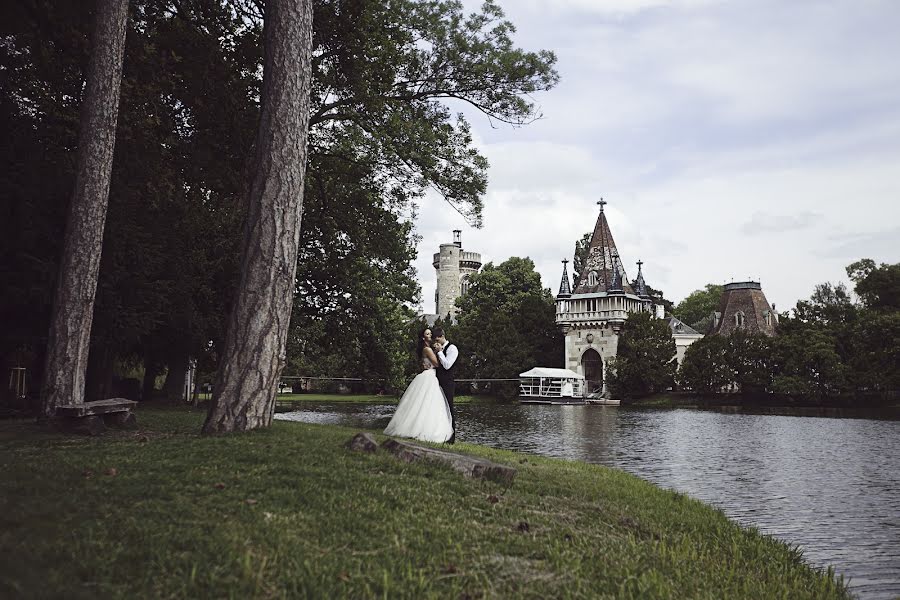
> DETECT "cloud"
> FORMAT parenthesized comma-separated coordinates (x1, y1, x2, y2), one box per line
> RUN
(821, 228, 900, 260)
(412, 0, 900, 315)
(740, 212, 823, 235)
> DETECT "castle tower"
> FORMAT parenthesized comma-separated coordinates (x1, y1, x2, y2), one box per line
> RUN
(712, 281, 778, 336)
(555, 200, 658, 395)
(433, 230, 482, 319)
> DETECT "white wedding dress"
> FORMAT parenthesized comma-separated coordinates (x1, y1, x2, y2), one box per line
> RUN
(384, 358, 454, 443)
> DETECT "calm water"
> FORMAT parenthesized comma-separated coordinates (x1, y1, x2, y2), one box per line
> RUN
(276, 403, 900, 599)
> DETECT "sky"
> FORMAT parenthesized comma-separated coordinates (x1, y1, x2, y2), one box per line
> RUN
(409, 0, 900, 315)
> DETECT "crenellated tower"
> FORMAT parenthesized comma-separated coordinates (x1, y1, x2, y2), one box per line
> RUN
(433, 230, 482, 320)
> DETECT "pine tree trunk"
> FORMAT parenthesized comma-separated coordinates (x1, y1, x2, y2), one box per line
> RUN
(40, 0, 129, 419)
(202, 0, 313, 433)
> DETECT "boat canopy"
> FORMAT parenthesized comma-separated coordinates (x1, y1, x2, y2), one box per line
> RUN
(518, 367, 584, 379)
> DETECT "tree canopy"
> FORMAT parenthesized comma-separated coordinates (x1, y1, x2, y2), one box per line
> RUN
(673, 284, 724, 330)
(1, 0, 558, 407)
(453, 257, 563, 399)
(606, 311, 676, 399)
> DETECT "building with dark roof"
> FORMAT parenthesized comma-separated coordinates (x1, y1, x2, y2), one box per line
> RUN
(555, 200, 671, 395)
(711, 281, 778, 336)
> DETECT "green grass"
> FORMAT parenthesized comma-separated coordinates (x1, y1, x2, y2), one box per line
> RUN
(0, 407, 850, 599)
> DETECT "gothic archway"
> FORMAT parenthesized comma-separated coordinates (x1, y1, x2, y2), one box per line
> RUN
(582, 348, 603, 394)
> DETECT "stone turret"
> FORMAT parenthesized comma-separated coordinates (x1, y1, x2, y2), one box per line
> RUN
(433, 230, 481, 319)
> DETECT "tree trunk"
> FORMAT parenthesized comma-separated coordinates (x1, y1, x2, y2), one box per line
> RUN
(202, 0, 314, 433)
(40, 0, 129, 419)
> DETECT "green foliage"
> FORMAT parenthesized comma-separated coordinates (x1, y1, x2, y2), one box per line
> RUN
(673, 284, 724, 329)
(725, 329, 774, 394)
(606, 312, 676, 399)
(793, 282, 857, 328)
(675, 259, 900, 401)
(572, 232, 591, 287)
(843, 311, 900, 392)
(847, 259, 900, 312)
(0, 407, 852, 599)
(1, 0, 558, 399)
(454, 257, 563, 399)
(677, 335, 731, 394)
(771, 325, 847, 398)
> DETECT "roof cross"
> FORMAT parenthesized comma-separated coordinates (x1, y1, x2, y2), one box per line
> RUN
(597, 198, 607, 211)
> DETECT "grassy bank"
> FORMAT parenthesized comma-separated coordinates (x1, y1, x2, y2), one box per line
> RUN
(0, 407, 849, 599)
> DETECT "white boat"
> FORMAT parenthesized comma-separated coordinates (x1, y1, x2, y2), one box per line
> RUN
(518, 367, 586, 404)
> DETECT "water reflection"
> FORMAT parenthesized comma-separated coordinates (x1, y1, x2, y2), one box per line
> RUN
(276, 403, 900, 599)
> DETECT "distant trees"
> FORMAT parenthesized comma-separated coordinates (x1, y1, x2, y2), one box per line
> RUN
(673, 284, 724, 329)
(676, 259, 900, 401)
(605, 312, 676, 399)
(453, 257, 563, 399)
(677, 335, 730, 394)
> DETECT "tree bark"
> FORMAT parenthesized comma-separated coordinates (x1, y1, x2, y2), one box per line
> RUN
(202, 0, 314, 433)
(40, 0, 129, 419)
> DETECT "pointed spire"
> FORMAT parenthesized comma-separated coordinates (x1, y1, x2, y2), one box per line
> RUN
(558, 259, 572, 298)
(574, 199, 633, 295)
(609, 252, 623, 292)
(633, 259, 651, 299)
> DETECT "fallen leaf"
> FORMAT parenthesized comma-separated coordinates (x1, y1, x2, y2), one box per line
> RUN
(105, 468, 117, 477)
(81, 468, 94, 478)
(213, 482, 226, 489)
(442, 563, 459, 574)
(487, 495, 499, 504)
(245, 498, 258, 505)
(517, 521, 530, 533)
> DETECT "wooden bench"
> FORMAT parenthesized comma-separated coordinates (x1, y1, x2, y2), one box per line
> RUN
(55, 398, 138, 435)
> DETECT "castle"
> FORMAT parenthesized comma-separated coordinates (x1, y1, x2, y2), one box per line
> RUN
(430, 230, 482, 322)
(555, 200, 704, 393)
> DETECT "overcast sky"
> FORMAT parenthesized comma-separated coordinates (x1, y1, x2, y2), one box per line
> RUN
(411, 0, 900, 314)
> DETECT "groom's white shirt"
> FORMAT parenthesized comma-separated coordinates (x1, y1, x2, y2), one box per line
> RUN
(437, 341, 458, 370)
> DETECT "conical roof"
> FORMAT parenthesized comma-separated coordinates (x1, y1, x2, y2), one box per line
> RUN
(633, 260, 650, 299)
(573, 200, 634, 295)
(558, 259, 572, 297)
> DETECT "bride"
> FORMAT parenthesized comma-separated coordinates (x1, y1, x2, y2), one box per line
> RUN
(384, 328, 454, 443)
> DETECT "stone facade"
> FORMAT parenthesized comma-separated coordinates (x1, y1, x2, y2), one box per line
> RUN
(556, 203, 657, 394)
(433, 230, 482, 320)
(711, 282, 777, 336)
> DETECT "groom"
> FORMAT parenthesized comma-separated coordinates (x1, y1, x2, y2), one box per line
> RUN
(432, 328, 458, 444)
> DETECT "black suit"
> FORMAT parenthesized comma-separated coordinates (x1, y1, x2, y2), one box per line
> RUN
(436, 343, 457, 441)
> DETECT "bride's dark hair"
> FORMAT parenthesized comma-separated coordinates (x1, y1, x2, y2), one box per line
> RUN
(416, 327, 429, 359)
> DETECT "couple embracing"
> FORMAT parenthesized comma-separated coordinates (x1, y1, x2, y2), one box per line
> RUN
(384, 327, 458, 444)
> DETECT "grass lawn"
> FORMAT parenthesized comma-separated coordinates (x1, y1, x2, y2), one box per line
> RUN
(0, 406, 850, 599)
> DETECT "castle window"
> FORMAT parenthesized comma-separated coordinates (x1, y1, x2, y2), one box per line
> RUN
(460, 276, 469, 295)
(587, 271, 598, 286)
(734, 311, 745, 327)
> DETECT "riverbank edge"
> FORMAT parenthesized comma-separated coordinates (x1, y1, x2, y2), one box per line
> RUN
(0, 406, 852, 599)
